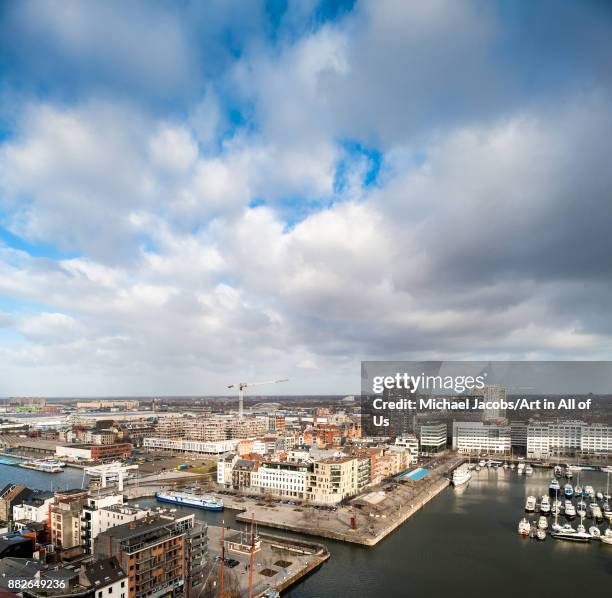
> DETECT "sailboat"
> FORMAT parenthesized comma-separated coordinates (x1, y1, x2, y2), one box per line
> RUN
(551, 488, 563, 532)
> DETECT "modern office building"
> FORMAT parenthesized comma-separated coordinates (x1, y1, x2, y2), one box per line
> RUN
(452, 421, 511, 455)
(419, 421, 447, 455)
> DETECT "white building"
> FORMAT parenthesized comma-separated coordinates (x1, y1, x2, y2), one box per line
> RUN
(144, 437, 239, 455)
(394, 434, 419, 459)
(257, 462, 309, 499)
(452, 421, 511, 455)
(473, 385, 507, 421)
(217, 453, 240, 486)
(13, 492, 55, 523)
(82, 494, 151, 553)
(526, 421, 612, 459)
(581, 424, 612, 455)
(527, 420, 585, 459)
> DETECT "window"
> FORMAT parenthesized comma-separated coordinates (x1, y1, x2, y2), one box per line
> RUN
(108, 588, 113, 594)
(121, 582, 125, 588)
(98, 593, 102, 598)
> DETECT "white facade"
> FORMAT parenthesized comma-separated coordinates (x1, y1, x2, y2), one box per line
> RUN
(394, 434, 419, 459)
(452, 421, 511, 454)
(527, 421, 612, 458)
(257, 462, 309, 499)
(581, 424, 612, 454)
(144, 437, 239, 455)
(13, 495, 54, 523)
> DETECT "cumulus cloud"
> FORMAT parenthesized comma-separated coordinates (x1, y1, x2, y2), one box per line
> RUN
(0, 0, 611, 395)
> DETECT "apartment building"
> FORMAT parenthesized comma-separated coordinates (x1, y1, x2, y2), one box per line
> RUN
(82, 495, 151, 554)
(257, 461, 310, 499)
(394, 434, 419, 459)
(94, 514, 206, 598)
(13, 491, 54, 524)
(452, 421, 511, 455)
(306, 457, 358, 505)
(50, 489, 89, 559)
(144, 437, 238, 455)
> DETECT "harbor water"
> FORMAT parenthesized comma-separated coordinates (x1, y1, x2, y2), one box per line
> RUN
(2, 464, 610, 596)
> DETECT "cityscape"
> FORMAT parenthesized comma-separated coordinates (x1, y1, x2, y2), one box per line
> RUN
(1, 0, 612, 596)
(0, 390, 610, 596)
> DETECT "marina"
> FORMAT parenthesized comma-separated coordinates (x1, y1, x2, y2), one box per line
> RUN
(129, 465, 612, 597)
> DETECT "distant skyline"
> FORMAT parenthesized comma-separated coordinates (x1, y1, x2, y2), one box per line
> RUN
(1, 1, 612, 395)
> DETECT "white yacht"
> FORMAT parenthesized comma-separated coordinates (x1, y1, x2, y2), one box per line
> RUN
(589, 526, 601, 539)
(585, 485, 595, 499)
(554, 465, 563, 477)
(565, 501, 576, 518)
(518, 518, 531, 536)
(517, 462, 525, 475)
(451, 465, 472, 487)
(525, 465, 533, 475)
(525, 496, 537, 512)
(596, 491, 604, 501)
(549, 478, 560, 496)
(552, 524, 591, 543)
(539, 496, 551, 514)
(600, 529, 612, 545)
(536, 529, 547, 541)
(538, 516, 548, 530)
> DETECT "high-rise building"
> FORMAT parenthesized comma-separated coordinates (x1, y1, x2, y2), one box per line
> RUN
(473, 385, 507, 422)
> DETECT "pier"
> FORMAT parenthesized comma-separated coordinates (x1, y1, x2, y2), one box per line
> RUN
(206, 525, 329, 597)
(233, 456, 463, 547)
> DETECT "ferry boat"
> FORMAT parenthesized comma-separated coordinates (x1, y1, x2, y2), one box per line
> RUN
(156, 491, 224, 511)
(549, 479, 560, 496)
(525, 496, 537, 512)
(563, 483, 574, 498)
(451, 465, 472, 487)
(19, 459, 63, 473)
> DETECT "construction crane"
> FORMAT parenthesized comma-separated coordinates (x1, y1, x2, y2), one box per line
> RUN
(227, 378, 288, 418)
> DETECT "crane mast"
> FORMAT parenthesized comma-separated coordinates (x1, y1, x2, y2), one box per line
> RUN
(227, 378, 288, 418)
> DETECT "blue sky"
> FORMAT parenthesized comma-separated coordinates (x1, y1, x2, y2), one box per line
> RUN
(1, 0, 612, 396)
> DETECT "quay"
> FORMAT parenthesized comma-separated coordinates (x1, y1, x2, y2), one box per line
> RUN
(234, 455, 464, 547)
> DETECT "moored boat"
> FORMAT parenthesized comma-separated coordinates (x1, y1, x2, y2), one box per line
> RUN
(451, 465, 472, 487)
(518, 518, 531, 536)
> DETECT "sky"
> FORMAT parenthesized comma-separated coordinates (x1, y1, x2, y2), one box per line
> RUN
(1, 0, 612, 396)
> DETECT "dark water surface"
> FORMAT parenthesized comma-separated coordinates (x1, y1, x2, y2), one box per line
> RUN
(133, 468, 612, 598)
(4, 463, 610, 597)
